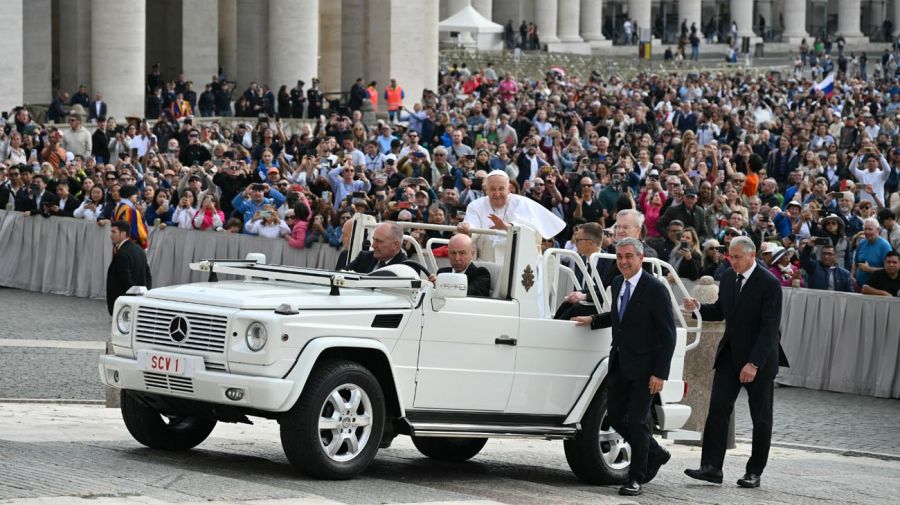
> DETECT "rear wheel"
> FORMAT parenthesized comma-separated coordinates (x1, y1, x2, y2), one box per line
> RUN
(120, 390, 217, 450)
(564, 387, 631, 485)
(411, 436, 488, 462)
(280, 360, 385, 479)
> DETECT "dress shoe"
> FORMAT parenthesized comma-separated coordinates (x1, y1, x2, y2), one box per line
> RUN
(643, 447, 671, 484)
(618, 479, 642, 496)
(684, 465, 723, 484)
(737, 472, 761, 488)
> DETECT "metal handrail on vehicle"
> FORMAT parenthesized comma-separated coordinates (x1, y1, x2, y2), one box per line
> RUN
(587, 253, 704, 352)
(542, 249, 609, 315)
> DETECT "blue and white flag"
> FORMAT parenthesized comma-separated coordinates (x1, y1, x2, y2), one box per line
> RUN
(815, 72, 836, 97)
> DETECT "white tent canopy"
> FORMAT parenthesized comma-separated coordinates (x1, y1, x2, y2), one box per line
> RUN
(438, 5, 504, 34)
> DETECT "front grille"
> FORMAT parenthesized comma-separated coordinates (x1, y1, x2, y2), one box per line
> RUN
(143, 372, 194, 394)
(204, 360, 227, 372)
(135, 307, 228, 353)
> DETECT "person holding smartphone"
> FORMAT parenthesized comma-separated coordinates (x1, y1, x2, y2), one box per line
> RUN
(799, 237, 852, 291)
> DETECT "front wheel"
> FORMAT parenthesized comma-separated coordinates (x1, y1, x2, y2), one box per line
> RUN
(120, 390, 217, 450)
(563, 387, 631, 485)
(411, 436, 487, 462)
(280, 360, 385, 479)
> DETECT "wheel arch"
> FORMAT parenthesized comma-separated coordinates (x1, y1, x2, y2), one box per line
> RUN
(281, 337, 405, 418)
(563, 357, 609, 425)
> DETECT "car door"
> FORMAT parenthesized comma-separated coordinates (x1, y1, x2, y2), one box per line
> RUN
(413, 297, 519, 411)
(507, 315, 612, 415)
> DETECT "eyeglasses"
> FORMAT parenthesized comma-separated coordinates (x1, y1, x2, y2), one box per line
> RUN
(582, 184, 593, 187)
(434, 153, 446, 156)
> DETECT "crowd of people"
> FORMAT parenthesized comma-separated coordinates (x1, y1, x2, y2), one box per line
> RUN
(2, 45, 900, 298)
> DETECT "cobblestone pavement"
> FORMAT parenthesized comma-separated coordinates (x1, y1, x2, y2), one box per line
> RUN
(736, 386, 900, 457)
(1, 404, 899, 505)
(0, 288, 109, 341)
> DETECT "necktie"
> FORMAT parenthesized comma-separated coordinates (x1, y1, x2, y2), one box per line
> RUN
(618, 280, 631, 320)
(734, 273, 745, 299)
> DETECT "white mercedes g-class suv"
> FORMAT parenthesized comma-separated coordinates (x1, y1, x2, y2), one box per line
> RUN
(99, 215, 701, 483)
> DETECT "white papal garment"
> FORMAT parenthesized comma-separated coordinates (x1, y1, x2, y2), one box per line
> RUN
(464, 194, 566, 262)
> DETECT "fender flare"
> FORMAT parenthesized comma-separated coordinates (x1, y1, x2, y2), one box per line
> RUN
(563, 357, 609, 425)
(277, 336, 405, 415)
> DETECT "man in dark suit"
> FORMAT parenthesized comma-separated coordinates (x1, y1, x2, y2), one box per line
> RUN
(573, 237, 677, 496)
(49, 183, 80, 218)
(683, 236, 788, 489)
(106, 220, 152, 315)
(555, 223, 603, 319)
(428, 234, 491, 297)
(89, 92, 107, 122)
(346, 222, 407, 274)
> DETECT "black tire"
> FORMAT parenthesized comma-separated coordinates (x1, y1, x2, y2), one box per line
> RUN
(280, 360, 385, 479)
(563, 387, 631, 485)
(411, 436, 488, 462)
(120, 390, 217, 450)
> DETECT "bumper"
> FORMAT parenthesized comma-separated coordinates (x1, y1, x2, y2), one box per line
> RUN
(99, 354, 297, 412)
(655, 403, 691, 432)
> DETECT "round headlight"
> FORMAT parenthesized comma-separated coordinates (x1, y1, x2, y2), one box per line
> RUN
(245, 322, 268, 351)
(115, 306, 133, 334)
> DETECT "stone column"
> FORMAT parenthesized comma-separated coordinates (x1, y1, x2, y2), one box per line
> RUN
(319, 0, 342, 93)
(535, 0, 559, 43)
(870, 0, 886, 37)
(183, 0, 218, 86)
(472, 0, 492, 19)
(894, 0, 900, 36)
(782, 0, 810, 44)
(548, 0, 591, 53)
(342, 0, 367, 92)
(0, 0, 23, 112)
(627, 0, 651, 41)
(58, 0, 92, 95)
(269, 0, 318, 90)
(218, 0, 237, 82)
(838, 0, 867, 43)
(236, 0, 267, 91)
(581, 0, 611, 48)
(730, 0, 756, 39)
(91, 0, 145, 119)
(678, 0, 702, 38)
(367, 0, 438, 107)
(557, 0, 583, 42)
(23, 0, 52, 104)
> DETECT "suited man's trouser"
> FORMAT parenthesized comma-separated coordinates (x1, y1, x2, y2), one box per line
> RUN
(701, 358, 774, 475)
(607, 367, 664, 482)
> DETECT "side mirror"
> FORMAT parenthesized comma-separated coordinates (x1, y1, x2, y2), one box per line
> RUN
(434, 273, 468, 299)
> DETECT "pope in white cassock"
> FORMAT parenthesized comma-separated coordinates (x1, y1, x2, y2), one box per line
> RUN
(460, 170, 566, 262)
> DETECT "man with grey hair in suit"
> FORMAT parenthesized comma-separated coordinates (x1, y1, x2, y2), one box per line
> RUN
(683, 236, 789, 489)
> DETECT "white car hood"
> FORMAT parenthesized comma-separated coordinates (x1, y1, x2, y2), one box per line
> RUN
(145, 280, 416, 310)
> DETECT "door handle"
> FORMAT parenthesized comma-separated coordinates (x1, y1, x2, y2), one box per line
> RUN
(495, 335, 517, 346)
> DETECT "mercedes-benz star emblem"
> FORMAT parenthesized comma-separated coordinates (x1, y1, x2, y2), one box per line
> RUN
(169, 316, 189, 342)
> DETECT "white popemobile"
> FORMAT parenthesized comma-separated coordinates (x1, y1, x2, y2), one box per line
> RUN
(99, 215, 702, 483)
